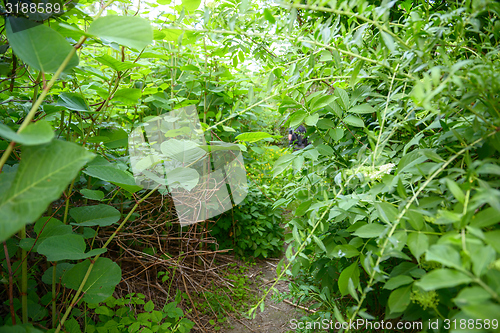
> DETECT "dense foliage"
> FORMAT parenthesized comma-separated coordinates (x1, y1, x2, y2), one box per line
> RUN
(0, 0, 499, 331)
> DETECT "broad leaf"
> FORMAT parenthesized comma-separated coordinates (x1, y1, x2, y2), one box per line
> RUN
(80, 189, 105, 201)
(349, 103, 375, 114)
(426, 244, 462, 270)
(182, 0, 201, 11)
(38, 234, 106, 261)
(6, 17, 79, 73)
(416, 269, 472, 290)
(57, 92, 90, 112)
(41, 263, 74, 285)
(343, 115, 364, 127)
(388, 285, 411, 313)
(353, 223, 386, 238)
(338, 262, 359, 296)
(70, 204, 121, 227)
(236, 132, 273, 143)
(95, 54, 143, 72)
(166, 167, 199, 191)
(0, 140, 94, 242)
(62, 257, 122, 303)
(407, 232, 428, 262)
(88, 16, 153, 50)
(113, 88, 142, 105)
(0, 121, 54, 145)
(83, 165, 142, 194)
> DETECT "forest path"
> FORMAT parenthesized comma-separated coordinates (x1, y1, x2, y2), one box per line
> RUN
(222, 247, 304, 332)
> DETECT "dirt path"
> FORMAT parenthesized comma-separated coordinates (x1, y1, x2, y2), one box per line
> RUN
(222, 257, 304, 333)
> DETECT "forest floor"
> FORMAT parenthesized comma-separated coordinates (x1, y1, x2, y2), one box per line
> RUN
(222, 250, 304, 332)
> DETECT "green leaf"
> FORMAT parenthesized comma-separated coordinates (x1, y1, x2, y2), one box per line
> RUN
(329, 128, 344, 141)
(95, 54, 142, 71)
(384, 275, 413, 290)
(425, 244, 462, 270)
(41, 263, 74, 285)
(388, 285, 411, 313)
(470, 207, 500, 228)
(453, 286, 491, 307)
(353, 223, 386, 238)
(70, 204, 121, 227)
(0, 120, 54, 145)
(166, 167, 199, 191)
(310, 95, 337, 111)
(145, 300, 155, 312)
(380, 31, 395, 52)
(263, 8, 275, 24)
(235, 132, 273, 143)
(316, 144, 334, 156)
(63, 257, 121, 303)
(335, 88, 349, 110)
(99, 128, 129, 149)
(222, 125, 236, 132)
(416, 269, 472, 291)
(25, 217, 72, 252)
(88, 16, 153, 50)
(305, 114, 319, 126)
(80, 189, 104, 201)
(445, 178, 465, 204)
(407, 232, 428, 262)
(375, 202, 398, 224)
(6, 17, 79, 73)
(349, 104, 375, 114)
(462, 302, 500, 321)
(289, 111, 307, 128)
(37, 234, 106, 261)
(338, 263, 359, 296)
(471, 245, 495, 277)
(343, 115, 364, 127)
(0, 140, 94, 242)
(57, 92, 90, 112)
(113, 88, 142, 105)
(83, 165, 142, 194)
(181, 0, 201, 11)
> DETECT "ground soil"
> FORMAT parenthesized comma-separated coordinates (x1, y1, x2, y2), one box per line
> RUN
(222, 255, 305, 333)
